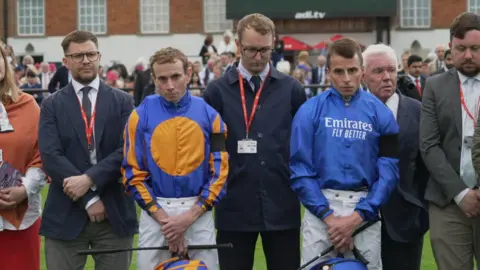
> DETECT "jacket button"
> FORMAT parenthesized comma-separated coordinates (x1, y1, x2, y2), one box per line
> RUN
(260, 161, 266, 166)
(256, 105, 261, 111)
(258, 133, 263, 138)
(262, 191, 267, 197)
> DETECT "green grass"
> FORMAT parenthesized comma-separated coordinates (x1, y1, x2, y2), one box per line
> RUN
(38, 187, 439, 270)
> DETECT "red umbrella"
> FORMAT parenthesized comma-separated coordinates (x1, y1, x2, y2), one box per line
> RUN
(313, 41, 328, 49)
(281, 36, 312, 51)
(330, 34, 344, 41)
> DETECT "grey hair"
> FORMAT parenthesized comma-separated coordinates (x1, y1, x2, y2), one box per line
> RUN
(362, 44, 398, 70)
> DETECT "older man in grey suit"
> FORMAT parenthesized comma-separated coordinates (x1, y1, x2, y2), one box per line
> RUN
(420, 12, 480, 270)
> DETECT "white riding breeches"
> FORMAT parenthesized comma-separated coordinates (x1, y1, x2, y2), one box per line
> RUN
(301, 189, 382, 270)
(137, 196, 218, 270)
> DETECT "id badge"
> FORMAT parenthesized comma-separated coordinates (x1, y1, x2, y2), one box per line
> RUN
(237, 139, 257, 154)
(0, 149, 3, 163)
(465, 136, 474, 148)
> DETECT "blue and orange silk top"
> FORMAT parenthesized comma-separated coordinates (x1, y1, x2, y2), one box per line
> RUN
(122, 91, 229, 214)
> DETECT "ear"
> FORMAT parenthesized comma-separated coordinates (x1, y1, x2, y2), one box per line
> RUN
(235, 38, 240, 48)
(62, 57, 69, 70)
(448, 41, 452, 49)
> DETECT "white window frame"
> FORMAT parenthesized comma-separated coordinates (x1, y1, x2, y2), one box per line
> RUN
(468, 0, 480, 13)
(203, 0, 233, 33)
(17, 0, 45, 36)
(78, 0, 107, 34)
(140, 0, 170, 34)
(400, 0, 431, 28)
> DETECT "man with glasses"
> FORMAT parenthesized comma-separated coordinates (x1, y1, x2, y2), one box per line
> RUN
(204, 13, 307, 269)
(38, 30, 137, 270)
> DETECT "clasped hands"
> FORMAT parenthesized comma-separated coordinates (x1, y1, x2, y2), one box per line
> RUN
(323, 211, 363, 254)
(459, 189, 480, 218)
(0, 185, 28, 210)
(63, 174, 106, 222)
(153, 210, 195, 255)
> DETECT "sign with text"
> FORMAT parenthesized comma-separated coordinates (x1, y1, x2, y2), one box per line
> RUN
(226, 0, 396, 20)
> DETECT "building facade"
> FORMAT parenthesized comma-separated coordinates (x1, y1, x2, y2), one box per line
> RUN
(0, 0, 476, 68)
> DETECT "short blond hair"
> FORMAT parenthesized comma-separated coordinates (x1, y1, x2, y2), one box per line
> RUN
(236, 13, 275, 42)
(149, 47, 189, 76)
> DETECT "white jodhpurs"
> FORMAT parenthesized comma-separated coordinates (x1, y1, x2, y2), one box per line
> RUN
(301, 189, 382, 270)
(137, 197, 218, 270)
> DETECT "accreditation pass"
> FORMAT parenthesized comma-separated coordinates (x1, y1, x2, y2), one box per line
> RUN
(238, 139, 257, 154)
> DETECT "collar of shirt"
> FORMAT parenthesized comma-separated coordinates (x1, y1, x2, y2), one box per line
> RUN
(408, 74, 420, 82)
(385, 92, 399, 120)
(72, 75, 100, 94)
(238, 61, 270, 83)
(457, 71, 480, 86)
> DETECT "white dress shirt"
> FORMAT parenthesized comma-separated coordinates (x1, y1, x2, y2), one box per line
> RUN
(72, 76, 100, 209)
(385, 92, 399, 120)
(455, 71, 480, 204)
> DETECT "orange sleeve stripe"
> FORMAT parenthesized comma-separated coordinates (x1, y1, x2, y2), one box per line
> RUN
(212, 114, 221, 133)
(206, 151, 229, 204)
(124, 110, 154, 205)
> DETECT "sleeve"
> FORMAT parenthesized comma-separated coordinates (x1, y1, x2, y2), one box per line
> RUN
(472, 116, 480, 175)
(22, 100, 47, 200)
(197, 109, 229, 211)
(355, 104, 400, 221)
(290, 102, 333, 220)
(121, 105, 160, 214)
(420, 80, 467, 201)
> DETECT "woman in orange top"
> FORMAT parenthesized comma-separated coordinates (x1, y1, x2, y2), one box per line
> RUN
(0, 45, 47, 270)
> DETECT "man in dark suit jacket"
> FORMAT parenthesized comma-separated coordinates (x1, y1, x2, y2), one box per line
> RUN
(310, 55, 327, 96)
(399, 55, 425, 101)
(204, 14, 306, 269)
(38, 30, 137, 270)
(363, 44, 429, 270)
(48, 64, 69, 93)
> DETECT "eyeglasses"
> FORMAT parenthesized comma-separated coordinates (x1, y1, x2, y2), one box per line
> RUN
(66, 51, 100, 63)
(241, 45, 272, 58)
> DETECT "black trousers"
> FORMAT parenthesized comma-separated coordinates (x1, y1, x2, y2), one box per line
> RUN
(381, 226, 424, 270)
(217, 228, 300, 270)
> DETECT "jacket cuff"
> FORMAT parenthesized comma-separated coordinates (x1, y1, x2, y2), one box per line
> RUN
(319, 208, 333, 220)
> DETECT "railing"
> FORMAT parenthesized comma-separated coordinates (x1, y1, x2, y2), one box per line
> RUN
(21, 84, 331, 95)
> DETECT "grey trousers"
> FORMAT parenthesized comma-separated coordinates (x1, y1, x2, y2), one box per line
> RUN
(430, 203, 480, 270)
(45, 220, 133, 270)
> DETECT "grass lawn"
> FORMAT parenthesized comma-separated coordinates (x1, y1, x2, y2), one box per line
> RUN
(38, 187, 439, 270)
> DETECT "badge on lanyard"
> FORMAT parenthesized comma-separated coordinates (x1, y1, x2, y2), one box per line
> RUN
(237, 70, 269, 155)
(0, 149, 3, 163)
(238, 139, 257, 154)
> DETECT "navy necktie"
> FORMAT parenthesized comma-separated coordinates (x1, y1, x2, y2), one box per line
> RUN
(81, 87, 92, 124)
(250, 76, 261, 92)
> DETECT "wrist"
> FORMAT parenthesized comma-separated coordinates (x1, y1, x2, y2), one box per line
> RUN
(189, 204, 205, 221)
(83, 174, 94, 188)
(352, 211, 364, 226)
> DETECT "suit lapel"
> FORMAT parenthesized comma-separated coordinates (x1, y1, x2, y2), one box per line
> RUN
(64, 84, 89, 156)
(448, 69, 462, 136)
(94, 81, 111, 152)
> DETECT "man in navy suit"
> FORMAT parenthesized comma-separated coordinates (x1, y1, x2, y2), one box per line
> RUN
(38, 30, 137, 270)
(362, 44, 429, 270)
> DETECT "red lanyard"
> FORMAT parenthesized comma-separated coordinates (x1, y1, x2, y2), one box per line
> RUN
(77, 97, 96, 151)
(238, 71, 269, 138)
(459, 82, 480, 128)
